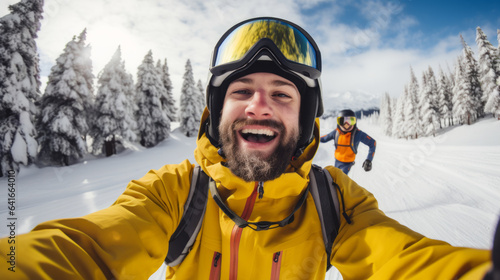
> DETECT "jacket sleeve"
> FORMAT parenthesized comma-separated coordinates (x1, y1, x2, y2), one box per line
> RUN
(320, 129, 337, 143)
(0, 160, 194, 280)
(358, 130, 376, 161)
(327, 166, 491, 279)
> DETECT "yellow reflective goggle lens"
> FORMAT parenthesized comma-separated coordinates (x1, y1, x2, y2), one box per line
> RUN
(337, 116, 356, 126)
(213, 18, 318, 70)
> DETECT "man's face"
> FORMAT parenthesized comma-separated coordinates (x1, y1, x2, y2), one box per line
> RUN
(340, 122, 354, 132)
(218, 72, 301, 182)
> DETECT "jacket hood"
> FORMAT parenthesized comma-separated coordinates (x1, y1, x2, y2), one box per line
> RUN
(194, 108, 320, 200)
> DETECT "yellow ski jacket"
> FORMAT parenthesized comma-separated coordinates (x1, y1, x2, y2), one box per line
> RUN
(0, 109, 492, 279)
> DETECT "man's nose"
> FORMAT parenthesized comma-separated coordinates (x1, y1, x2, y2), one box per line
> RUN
(245, 91, 272, 119)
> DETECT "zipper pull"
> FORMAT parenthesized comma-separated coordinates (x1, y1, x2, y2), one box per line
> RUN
(213, 252, 221, 267)
(273, 251, 281, 262)
(258, 182, 264, 199)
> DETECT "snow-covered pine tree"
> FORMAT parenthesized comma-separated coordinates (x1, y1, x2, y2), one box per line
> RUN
(196, 79, 206, 118)
(464, 35, 484, 118)
(437, 67, 454, 127)
(178, 59, 200, 137)
(452, 56, 467, 125)
(135, 50, 170, 147)
(391, 96, 398, 129)
(427, 66, 441, 128)
(453, 36, 483, 125)
(486, 77, 500, 119)
(404, 67, 420, 139)
(0, 0, 44, 176)
(419, 70, 439, 137)
(392, 86, 407, 138)
(158, 59, 177, 122)
(476, 27, 500, 114)
(36, 29, 94, 166)
(497, 29, 500, 69)
(89, 46, 137, 156)
(380, 92, 392, 136)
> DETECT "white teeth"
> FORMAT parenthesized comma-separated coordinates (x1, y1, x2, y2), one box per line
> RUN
(241, 128, 275, 136)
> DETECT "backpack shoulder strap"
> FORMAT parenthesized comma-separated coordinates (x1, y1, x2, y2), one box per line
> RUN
(165, 165, 209, 266)
(350, 127, 358, 154)
(334, 129, 340, 147)
(309, 164, 341, 271)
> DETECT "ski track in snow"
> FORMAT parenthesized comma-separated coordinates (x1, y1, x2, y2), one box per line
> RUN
(1, 119, 499, 280)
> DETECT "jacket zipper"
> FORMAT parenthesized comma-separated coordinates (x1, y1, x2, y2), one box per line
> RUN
(209, 252, 222, 280)
(258, 181, 264, 199)
(229, 183, 259, 280)
(271, 251, 283, 280)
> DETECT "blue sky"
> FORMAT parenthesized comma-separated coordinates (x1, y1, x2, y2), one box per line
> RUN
(1, 0, 499, 106)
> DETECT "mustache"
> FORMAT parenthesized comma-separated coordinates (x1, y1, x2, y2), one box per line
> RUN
(231, 119, 285, 132)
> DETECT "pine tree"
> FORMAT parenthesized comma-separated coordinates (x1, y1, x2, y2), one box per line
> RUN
(419, 70, 439, 137)
(0, 0, 44, 176)
(391, 96, 398, 129)
(452, 56, 466, 125)
(486, 77, 500, 119)
(36, 30, 94, 166)
(179, 60, 200, 137)
(196, 79, 206, 119)
(404, 67, 420, 139)
(392, 86, 407, 139)
(89, 46, 137, 156)
(135, 51, 170, 147)
(380, 92, 392, 136)
(427, 66, 441, 127)
(497, 29, 500, 69)
(158, 59, 177, 122)
(476, 27, 500, 114)
(453, 35, 483, 125)
(437, 67, 453, 127)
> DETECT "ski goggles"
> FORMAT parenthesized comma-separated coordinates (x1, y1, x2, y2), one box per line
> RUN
(210, 17, 321, 80)
(337, 116, 356, 126)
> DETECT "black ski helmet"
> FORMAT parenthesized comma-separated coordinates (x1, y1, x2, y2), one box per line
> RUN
(338, 109, 356, 118)
(205, 17, 324, 157)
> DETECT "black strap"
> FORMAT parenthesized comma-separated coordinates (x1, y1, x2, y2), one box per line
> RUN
(165, 166, 209, 266)
(310, 164, 341, 270)
(209, 179, 309, 231)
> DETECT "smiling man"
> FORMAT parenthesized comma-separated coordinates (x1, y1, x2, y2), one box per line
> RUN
(0, 17, 497, 280)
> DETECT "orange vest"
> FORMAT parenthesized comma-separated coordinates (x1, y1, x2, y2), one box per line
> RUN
(334, 128, 356, 162)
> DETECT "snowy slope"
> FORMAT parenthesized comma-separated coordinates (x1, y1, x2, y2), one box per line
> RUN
(1, 118, 500, 279)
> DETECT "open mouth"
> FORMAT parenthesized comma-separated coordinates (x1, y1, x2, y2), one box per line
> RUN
(240, 128, 277, 143)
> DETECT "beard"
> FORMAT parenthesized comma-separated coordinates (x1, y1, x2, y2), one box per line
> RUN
(219, 118, 299, 182)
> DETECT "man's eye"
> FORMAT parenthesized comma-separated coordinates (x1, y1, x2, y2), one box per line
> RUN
(233, 89, 250, 95)
(274, 93, 291, 99)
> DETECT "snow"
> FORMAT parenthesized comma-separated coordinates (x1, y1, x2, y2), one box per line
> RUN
(10, 131, 28, 165)
(1, 118, 500, 279)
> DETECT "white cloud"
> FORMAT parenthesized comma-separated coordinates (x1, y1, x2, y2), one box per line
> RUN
(321, 39, 463, 100)
(1, 0, 482, 108)
(36, 0, 308, 97)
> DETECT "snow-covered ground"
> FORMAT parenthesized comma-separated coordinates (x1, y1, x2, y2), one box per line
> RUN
(1, 117, 499, 279)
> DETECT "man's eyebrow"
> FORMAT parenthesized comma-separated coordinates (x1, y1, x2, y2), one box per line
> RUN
(270, 79, 295, 88)
(232, 77, 295, 88)
(232, 77, 253, 84)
